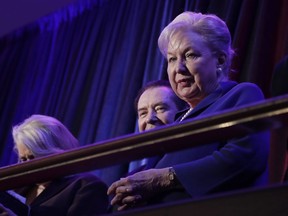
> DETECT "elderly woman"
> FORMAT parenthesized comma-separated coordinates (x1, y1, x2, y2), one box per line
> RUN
(108, 12, 269, 210)
(8, 114, 109, 215)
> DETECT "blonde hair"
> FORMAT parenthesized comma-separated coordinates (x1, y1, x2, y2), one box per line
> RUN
(12, 114, 79, 158)
(158, 11, 234, 80)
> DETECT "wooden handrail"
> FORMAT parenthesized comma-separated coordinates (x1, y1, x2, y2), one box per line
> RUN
(107, 183, 288, 216)
(1, 95, 288, 190)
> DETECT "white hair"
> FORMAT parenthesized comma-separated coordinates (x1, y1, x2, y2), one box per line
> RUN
(12, 114, 79, 158)
(158, 11, 234, 80)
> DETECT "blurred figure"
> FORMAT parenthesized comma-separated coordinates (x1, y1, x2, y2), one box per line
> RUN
(269, 55, 288, 183)
(270, 55, 288, 97)
(8, 114, 109, 216)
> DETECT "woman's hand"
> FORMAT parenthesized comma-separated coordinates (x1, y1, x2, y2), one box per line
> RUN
(107, 168, 171, 211)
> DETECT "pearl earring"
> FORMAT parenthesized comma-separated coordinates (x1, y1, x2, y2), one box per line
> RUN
(216, 67, 222, 77)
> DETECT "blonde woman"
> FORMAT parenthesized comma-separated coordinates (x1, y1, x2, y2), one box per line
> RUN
(10, 114, 109, 215)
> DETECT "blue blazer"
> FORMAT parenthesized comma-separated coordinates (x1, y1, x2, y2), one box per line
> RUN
(154, 81, 269, 200)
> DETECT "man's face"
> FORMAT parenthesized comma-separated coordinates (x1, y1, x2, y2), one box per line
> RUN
(137, 86, 179, 132)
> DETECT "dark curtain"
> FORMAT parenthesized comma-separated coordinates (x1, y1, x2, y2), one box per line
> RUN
(0, 0, 287, 185)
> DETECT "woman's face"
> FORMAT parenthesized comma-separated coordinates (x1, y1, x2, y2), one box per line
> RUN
(16, 142, 35, 163)
(166, 30, 220, 107)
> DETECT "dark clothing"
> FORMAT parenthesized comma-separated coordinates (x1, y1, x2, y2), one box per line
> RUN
(16, 173, 109, 216)
(271, 55, 288, 97)
(270, 55, 288, 182)
(153, 81, 269, 202)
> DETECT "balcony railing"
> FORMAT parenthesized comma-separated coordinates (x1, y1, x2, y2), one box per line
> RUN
(1, 95, 288, 215)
